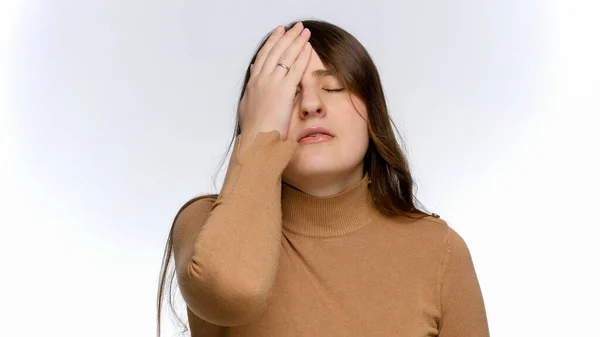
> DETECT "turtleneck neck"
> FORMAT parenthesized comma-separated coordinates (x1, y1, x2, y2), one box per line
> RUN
(281, 173, 379, 238)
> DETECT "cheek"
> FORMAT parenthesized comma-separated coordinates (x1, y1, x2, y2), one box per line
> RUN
(349, 127, 370, 157)
(338, 119, 369, 161)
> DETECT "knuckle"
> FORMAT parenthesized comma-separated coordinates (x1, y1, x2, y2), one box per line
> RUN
(268, 45, 283, 59)
(280, 47, 300, 63)
(279, 51, 291, 62)
(257, 41, 276, 58)
(254, 75, 268, 87)
(246, 80, 260, 93)
(255, 49, 269, 61)
(273, 37, 292, 51)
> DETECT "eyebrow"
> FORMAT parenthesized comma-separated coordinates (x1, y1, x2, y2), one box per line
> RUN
(312, 69, 334, 77)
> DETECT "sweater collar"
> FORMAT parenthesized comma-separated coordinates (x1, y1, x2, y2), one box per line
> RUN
(281, 173, 379, 238)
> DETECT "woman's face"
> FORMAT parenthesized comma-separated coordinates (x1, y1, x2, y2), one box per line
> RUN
(283, 49, 370, 186)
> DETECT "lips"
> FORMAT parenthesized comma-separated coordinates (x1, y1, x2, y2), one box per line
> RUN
(297, 126, 335, 142)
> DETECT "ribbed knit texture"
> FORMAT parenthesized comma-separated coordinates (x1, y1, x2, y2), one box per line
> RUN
(281, 174, 378, 237)
(172, 131, 490, 336)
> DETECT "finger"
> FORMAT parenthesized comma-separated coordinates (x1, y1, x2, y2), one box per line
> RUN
(272, 28, 311, 79)
(251, 25, 284, 76)
(285, 42, 312, 85)
(262, 22, 305, 75)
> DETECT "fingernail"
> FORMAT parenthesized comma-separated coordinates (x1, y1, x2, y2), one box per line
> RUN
(274, 25, 284, 34)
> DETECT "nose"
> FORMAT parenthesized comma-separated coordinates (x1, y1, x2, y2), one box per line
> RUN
(298, 89, 326, 119)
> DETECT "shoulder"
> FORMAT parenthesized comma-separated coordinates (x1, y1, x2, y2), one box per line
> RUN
(383, 212, 463, 251)
(390, 214, 477, 273)
(392, 212, 451, 235)
(417, 214, 468, 247)
(408, 214, 474, 265)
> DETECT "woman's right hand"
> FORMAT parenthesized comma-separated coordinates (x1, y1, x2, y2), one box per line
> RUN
(237, 22, 312, 154)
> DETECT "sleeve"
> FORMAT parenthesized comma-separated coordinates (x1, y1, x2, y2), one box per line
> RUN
(438, 227, 490, 337)
(172, 130, 298, 327)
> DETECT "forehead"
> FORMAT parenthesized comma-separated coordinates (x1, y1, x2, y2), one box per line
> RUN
(303, 49, 338, 80)
(307, 49, 325, 69)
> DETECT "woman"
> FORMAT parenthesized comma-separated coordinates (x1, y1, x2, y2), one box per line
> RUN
(157, 20, 489, 336)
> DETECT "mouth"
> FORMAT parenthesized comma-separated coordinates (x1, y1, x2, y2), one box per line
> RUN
(297, 126, 335, 144)
(298, 133, 334, 144)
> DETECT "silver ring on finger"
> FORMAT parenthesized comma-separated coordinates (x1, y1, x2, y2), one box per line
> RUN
(276, 62, 290, 73)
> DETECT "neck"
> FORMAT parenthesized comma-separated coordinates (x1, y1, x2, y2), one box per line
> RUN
(282, 166, 365, 197)
(281, 173, 379, 238)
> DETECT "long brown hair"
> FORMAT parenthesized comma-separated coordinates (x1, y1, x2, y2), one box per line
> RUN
(157, 19, 432, 336)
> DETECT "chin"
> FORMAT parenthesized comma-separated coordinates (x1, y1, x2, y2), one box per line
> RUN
(284, 159, 340, 179)
(299, 162, 337, 175)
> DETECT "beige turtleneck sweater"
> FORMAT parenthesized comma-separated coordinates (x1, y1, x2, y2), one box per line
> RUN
(172, 131, 489, 336)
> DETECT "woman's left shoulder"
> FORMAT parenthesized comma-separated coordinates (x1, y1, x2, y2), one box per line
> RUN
(409, 214, 473, 251)
(386, 211, 454, 242)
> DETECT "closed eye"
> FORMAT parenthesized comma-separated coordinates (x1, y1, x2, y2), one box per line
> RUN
(295, 88, 346, 95)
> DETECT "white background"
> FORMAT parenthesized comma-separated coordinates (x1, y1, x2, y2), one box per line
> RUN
(1, 0, 598, 336)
